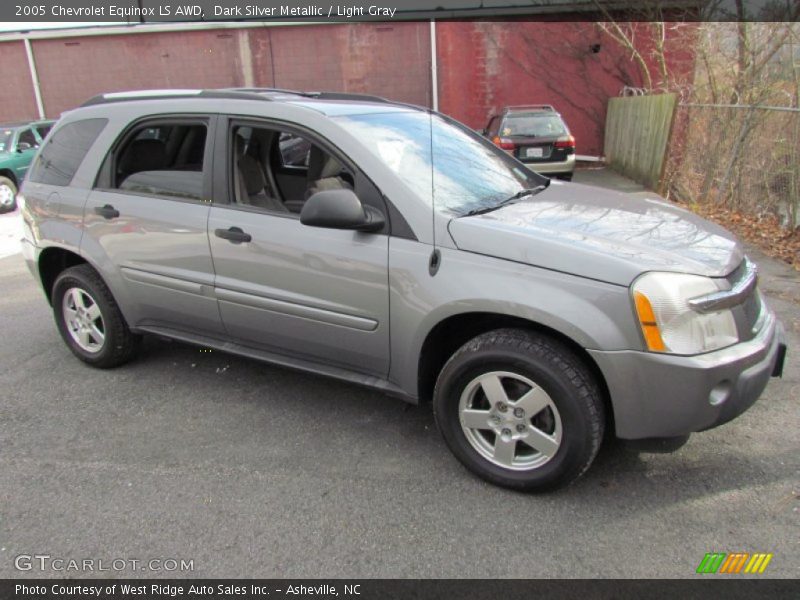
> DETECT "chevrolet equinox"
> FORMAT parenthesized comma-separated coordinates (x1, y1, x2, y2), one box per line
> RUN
(20, 89, 787, 491)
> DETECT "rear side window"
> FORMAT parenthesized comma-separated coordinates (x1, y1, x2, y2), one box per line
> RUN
(110, 121, 207, 201)
(28, 118, 107, 186)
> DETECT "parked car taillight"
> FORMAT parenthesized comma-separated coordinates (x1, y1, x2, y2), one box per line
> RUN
(491, 136, 516, 151)
(553, 135, 575, 149)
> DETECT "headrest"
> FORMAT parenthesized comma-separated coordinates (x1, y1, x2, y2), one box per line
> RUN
(308, 145, 342, 181)
(118, 139, 166, 175)
(238, 154, 266, 195)
(234, 134, 246, 157)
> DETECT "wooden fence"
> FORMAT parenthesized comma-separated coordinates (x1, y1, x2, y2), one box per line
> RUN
(604, 93, 677, 190)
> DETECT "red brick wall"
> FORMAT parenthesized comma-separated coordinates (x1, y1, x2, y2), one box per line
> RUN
(436, 21, 697, 156)
(20, 22, 431, 120)
(256, 23, 432, 106)
(1, 21, 695, 156)
(0, 41, 38, 122)
(31, 29, 250, 117)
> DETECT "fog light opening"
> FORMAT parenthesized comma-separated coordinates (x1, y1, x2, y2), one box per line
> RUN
(709, 381, 732, 407)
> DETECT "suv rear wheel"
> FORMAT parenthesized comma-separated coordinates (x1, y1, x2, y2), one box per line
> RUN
(433, 328, 604, 491)
(52, 264, 140, 368)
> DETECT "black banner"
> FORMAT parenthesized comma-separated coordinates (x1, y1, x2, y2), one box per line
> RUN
(2, 0, 799, 23)
(2, 580, 800, 600)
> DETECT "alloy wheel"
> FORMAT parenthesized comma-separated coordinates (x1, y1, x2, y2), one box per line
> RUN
(458, 371, 562, 471)
(62, 287, 106, 353)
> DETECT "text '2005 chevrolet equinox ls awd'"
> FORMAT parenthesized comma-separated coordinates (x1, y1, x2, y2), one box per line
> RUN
(20, 89, 787, 491)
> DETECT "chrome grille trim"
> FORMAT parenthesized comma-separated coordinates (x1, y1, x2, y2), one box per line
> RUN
(688, 258, 758, 313)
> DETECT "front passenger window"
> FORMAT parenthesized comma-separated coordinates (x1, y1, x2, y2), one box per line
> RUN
(111, 122, 207, 202)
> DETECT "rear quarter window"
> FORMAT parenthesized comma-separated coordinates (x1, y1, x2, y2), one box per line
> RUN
(28, 118, 108, 186)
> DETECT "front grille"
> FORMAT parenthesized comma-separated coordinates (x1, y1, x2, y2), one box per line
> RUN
(725, 259, 747, 288)
(726, 258, 763, 340)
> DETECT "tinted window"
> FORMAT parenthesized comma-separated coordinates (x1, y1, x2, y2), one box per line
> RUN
(28, 118, 107, 186)
(502, 114, 567, 138)
(113, 122, 207, 201)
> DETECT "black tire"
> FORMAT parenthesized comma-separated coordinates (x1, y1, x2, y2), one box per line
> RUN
(558, 173, 573, 182)
(433, 328, 604, 492)
(52, 264, 140, 368)
(0, 176, 17, 213)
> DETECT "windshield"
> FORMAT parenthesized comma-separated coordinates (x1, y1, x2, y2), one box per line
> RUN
(0, 130, 12, 153)
(337, 111, 542, 216)
(502, 114, 567, 138)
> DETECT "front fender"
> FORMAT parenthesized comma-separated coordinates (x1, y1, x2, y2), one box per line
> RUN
(387, 241, 642, 399)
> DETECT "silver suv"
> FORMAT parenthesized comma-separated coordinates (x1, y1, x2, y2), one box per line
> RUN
(20, 89, 786, 491)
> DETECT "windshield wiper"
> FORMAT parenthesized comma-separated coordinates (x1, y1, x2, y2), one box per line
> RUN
(462, 182, 549, 217)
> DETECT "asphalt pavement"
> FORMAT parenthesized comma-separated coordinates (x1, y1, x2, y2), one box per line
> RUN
(0, 171, 797, 578)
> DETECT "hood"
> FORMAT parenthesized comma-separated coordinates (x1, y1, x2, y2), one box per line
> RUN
(447, 181, 743, 286)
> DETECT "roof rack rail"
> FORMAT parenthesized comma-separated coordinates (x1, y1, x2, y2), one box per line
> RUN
(80, 89, 274, 107)
(504, 104, 556, 112)
(223, 87, 306, 95)
(226, 88, 393, 104)
(306, 91, 392, 103)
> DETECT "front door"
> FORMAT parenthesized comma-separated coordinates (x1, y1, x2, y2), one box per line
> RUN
(207, 118, 391, 377)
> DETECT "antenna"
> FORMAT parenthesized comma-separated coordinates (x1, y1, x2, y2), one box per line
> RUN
(428, 109, 441, 276)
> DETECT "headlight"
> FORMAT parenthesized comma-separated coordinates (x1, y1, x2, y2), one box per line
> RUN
(632, 272, 738, 354)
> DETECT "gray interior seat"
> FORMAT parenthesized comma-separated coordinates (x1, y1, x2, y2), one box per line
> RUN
(119, 139, 167, 179)
(235, 136, 288, 212)
(305, 145, 352, 200)
(174, 127, 205, 170)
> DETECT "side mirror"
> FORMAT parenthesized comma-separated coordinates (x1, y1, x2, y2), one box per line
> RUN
(300, 189, 385, 233)
(16, 142, 32, 152)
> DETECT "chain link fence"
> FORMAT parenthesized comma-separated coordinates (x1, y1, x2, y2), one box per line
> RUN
(665, 103, 800, 229)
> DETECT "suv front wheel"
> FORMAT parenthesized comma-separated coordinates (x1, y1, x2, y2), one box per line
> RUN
(433, 328, 604, 491)
(52, 264, 140, 368)
(0, 176, 17, 213)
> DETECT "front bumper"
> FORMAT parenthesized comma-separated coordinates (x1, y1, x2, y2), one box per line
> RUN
(589, 312, 786, 440)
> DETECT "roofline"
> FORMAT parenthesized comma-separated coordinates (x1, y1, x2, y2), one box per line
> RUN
(78, 88, 426, 113)
(80, 89, 274, 107)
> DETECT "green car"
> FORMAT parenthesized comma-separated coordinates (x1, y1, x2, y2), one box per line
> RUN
(0, 120, 55, 213)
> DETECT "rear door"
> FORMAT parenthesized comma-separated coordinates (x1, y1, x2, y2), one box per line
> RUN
(83, 115, 224, 336)
(207, 117, 391, 377)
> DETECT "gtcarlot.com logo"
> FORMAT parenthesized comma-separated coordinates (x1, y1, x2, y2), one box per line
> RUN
(14, 554, 194, 573)
(696, 552, 773, 574)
